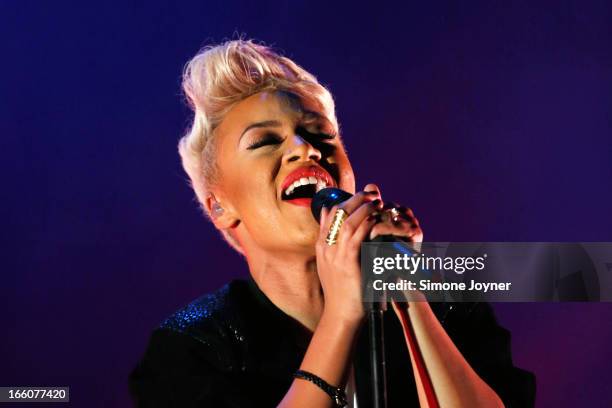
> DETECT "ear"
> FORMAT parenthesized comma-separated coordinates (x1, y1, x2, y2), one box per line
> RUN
(204, 192, 240, 229)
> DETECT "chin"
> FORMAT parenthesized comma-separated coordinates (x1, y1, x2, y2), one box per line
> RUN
(290, 227, 319, 254)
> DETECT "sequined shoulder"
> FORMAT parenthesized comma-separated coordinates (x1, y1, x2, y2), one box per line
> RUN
(158, 281, 249, 372)
(160, 284, 231, 333)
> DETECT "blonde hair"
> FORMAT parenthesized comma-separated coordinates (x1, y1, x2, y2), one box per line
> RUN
(178, 39, 338, 251)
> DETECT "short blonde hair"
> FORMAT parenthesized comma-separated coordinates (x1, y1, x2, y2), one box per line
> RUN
(178, 39, 338, 251)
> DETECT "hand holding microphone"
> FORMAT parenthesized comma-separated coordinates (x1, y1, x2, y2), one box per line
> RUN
(312, 185, 383, 325)
(312, 185, 426, 303)
(312, 185, 423, 247)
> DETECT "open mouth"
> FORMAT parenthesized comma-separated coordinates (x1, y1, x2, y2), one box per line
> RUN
(280, 165, 335, 207)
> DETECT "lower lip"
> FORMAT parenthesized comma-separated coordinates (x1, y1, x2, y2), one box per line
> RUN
(284, 198, 312, 207)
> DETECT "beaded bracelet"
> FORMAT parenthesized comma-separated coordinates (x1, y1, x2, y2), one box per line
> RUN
(293, 369, 348, 407)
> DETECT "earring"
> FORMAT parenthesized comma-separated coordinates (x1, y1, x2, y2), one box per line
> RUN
(212, 201, 224, 217)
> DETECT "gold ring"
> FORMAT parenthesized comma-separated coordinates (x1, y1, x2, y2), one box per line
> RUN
(326, 208, 349, 245)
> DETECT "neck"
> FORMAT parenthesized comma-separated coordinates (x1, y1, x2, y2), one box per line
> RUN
(245, 245, 324, 332)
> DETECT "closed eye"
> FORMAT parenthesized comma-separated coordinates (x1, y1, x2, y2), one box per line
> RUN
(318, 133, 337, 143)
(295, 127, 338, 154)
(247, 133, 284, 150)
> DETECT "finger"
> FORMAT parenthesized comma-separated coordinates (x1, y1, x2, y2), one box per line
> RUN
(337, 199, 382, 245)
(369, 219, 422, 241)
(363, 184, 384, 214)
(337, 189, 381, 216)
(396, 206, 416, 222)
(349, 211, 378, 246)
(402, 206, 415, 219)
(318, 206, 340, 249)
(382, 201, 400, 211)
(380, 206, 417, 225)
(363, 183, 382, 200)
(319, 207, 330, 235)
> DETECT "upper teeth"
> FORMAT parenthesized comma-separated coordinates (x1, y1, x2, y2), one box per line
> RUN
(284, 177, 329, 197)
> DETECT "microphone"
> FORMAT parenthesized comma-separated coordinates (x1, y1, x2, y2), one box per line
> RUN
(311, 187, 409, 244)
(311, 187, 353, 223)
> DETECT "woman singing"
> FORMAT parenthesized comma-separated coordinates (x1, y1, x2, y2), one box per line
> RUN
(129, 39, 535, 407)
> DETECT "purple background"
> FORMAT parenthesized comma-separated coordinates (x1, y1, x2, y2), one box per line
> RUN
(2, 1, 612, 406)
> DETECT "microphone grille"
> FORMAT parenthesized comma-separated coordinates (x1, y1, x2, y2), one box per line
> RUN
(310, 187, 353, 223)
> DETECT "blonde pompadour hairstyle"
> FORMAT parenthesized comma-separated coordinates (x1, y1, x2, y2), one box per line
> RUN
(177, 39, 338, 251)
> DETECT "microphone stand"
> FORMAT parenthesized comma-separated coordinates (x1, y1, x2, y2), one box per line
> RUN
(311, 189, 394, 408)
(366, 235, 396, 408)
(368, 298, 387, 408)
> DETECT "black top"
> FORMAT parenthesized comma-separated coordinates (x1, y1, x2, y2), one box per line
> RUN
(129, 279, 535, 407)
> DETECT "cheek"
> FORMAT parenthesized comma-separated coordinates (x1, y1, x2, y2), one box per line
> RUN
(232, 161, 279, 220)
(336, 154, 356, 194)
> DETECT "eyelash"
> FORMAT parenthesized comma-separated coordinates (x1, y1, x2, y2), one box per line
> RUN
(247, 133, 283, 150)
(247, 131, 337, 150)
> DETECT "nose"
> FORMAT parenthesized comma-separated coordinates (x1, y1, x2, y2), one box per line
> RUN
(284, 134, 322, 163)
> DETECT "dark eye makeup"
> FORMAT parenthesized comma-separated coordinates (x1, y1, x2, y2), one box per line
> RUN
(296, 126, 337, 146)
(246, 127, 337, 151)
(247, 132, 284, 150)
(318, 132, 337, 140)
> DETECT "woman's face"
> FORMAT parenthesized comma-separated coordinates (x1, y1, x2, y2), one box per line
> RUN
(213, 91, 355, 255)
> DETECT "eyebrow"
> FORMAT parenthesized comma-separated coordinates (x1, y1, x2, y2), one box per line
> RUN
(240, 120, 283, 141)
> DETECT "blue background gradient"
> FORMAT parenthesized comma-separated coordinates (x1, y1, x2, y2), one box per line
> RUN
(2, 1, 611, 406)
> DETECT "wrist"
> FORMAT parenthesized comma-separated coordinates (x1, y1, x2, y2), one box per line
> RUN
(320, 307, 364, 331)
